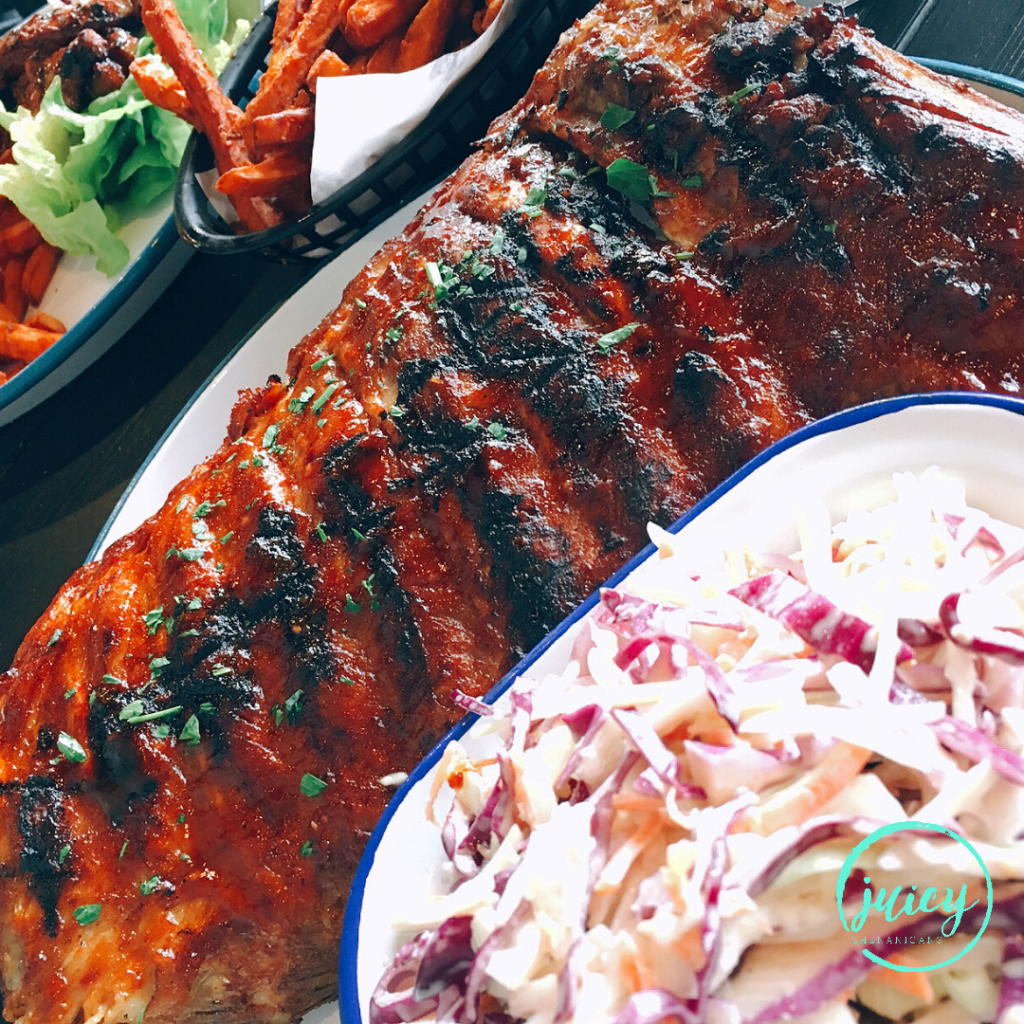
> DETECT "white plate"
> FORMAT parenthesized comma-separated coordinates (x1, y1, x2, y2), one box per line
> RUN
(0, 198, 192, 426)
(340, 394, 1024, 1024)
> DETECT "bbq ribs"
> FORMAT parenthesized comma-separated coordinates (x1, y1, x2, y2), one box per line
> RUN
(3, 0, 1024, 1021)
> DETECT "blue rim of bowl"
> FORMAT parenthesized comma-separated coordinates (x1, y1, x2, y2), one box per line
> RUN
(338, 388, 1024, 1024)
(0, 210, 181, 423)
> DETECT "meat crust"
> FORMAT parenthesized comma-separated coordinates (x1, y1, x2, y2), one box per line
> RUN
(4, 1, 1024, 1021)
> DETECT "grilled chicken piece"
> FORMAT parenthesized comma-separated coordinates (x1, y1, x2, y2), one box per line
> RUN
(4, 0, 1024, 1021)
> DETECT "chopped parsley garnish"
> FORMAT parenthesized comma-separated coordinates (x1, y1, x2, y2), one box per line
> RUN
(728, 82, 762, 109)
(489, 227, 505, 254)
(143, 606, 168, 635)
(600, 102, 635, 130)
(149, 656, 170, 679)
(824, 221, 838, 234)
(124, 706, 183, 725)
(509, 301, 523, 313)
(175, 497, 188, 513)
(467, 415, 480, 429)
(252, 455, 265, 468)
(556, 166, 578, 180)
(210, 665, 232, 677)
(311, 383, 339, 413)
(339, 674, 356, 686)
(352, 527, 366, 542)
(276, 689, 303, 725)
(262, 422, 285, 452)
(179, 715, 201, 746)
(166, 546, 206, 562)
(57, 732, 87, 763)
(220, 531, 234, 544)
(345, 593, 362, 614)
(152, 724, 171, 739)
(596, 322, 640, 354)
(681, 174, 703, 188)
(486, 421, 508, 441)
(517, 185, 548, 219)
(192, 519, 214, 543)
(102, 673, 124, 685)
(674, 251, 694, 261)
(301, 840, 314, 857)
(606, 158, 671, 205)
(119, 839, 129, 862)
(199, 702, 214, 713)
(74, 904, 102, 925)
(289, 386, 317, 414)
(139, 875, 162, 896)
(385, 326, 402, 342)
(58, 844, 71, 864)
(300, 773, 327, 797)
(178, 813, 186, 823)
(354, 298, 367, 309)
(600, 44, 623, 71)
(590, 223, 607, 235)
(311, 354, 335, 370)
(64, 688, 76, 700)
(47, 629, 62, 647)
(314, 522, 328, 542)
(389, 405, 405, 419)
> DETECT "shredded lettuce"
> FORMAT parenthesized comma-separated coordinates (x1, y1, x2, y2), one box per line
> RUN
(0, 0, 257, 276)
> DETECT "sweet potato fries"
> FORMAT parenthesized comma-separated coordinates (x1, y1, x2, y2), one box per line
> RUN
(132, 0, 505, 231)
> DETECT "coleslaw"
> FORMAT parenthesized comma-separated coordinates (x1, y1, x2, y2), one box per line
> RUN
(369, 468, 1024, 1024)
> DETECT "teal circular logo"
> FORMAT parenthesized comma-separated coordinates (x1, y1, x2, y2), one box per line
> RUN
(835, 820, 993, 972)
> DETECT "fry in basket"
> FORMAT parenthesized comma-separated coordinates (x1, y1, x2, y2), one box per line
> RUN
(138, 0, 279, 233)
(271, 0, 312, 51)
(306, 50, 350, 93)
(130, 54, 201, 130)
(366, 30, 404, 73)
(23, 242, 60, 306)
(396, 0, 459, 71)
(345, 0, 427, 52)
(251, 108, 317, 156)
(245, 0, 344, 122)
(217, 152, 311, 199)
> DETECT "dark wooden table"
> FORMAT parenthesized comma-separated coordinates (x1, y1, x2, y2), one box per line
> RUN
(2, 0, 1024, 669)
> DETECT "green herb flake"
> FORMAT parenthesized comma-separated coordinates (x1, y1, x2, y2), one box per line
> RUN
(339, 674, 356, 686)
(168, 546, 207, 562)
(354, 298, 367, 309)
(389, 405, 405, 419)
(179, 715, 201, 746)
(680, 174, 703, 189)
(262, 422, 284, 452)
(300, 773, 327, 797)
(488, 228, 505, 254)
(220, 531, 234, 544)
(486, 421, 508, 441)
(149, 656, 170, 679)
(509, 302, 523, 313)
(139, 875, 162, 896)
(143, 606, 166, 635)
(674, 251, 694, 261)
(126, 706, 183, 725)
(210, 664, 232, 677)
(252, 455, 265, 468)
(605, 158, 655, 205)
(175, 497, 188, 513)
(314, 522, 328, 543)
(74, 904, 102, 925)
(102, 674, 124, 686)
(312, 354, 335, 370)
(596, 321, 640, 354)
(283, 689, 304, 724)
(311, 383, 339, 414)
(58, 844, 71, 864)
(517, 185, 548, 219)
(556, 166, 578, 180)
(64, 688, 76, 700)
(119, 700, 145, 721)
(178, 813, 186, 823)
(289, 385, 317, 414)
(352, 527, 366, 542)
(47, 629, 62, 648)
(728, 82, 761, 109)
(824, 221, 838, 234)
(199, 702, 214, 713)
(600, 44, 623, 71)
(118, 839, 129, 862)
(152, 724, 171, 739)
(345, 594, 362, 614)
(57, 732, 87, 763)
(600, 102, 635, 130)
(301, 839, 314, 857)
(385, 326, 402, 342)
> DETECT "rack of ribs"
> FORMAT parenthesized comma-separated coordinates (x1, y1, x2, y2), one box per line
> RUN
(2, 0, 1024, 1021)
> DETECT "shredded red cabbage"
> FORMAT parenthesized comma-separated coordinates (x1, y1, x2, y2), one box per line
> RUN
(929, 714, 1024, 787)
(729, 571, 912, 673)
(452, 690, 495, 717)
(939, 592, 1024, 664)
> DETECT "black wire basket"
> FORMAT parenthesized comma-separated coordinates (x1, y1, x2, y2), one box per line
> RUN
(174, 0, 587, 261)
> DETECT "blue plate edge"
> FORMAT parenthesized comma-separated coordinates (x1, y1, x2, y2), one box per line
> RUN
(337, 389, 1024, 1024)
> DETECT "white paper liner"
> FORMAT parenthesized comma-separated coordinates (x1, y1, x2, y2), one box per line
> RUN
(310, 0, 526, 206)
